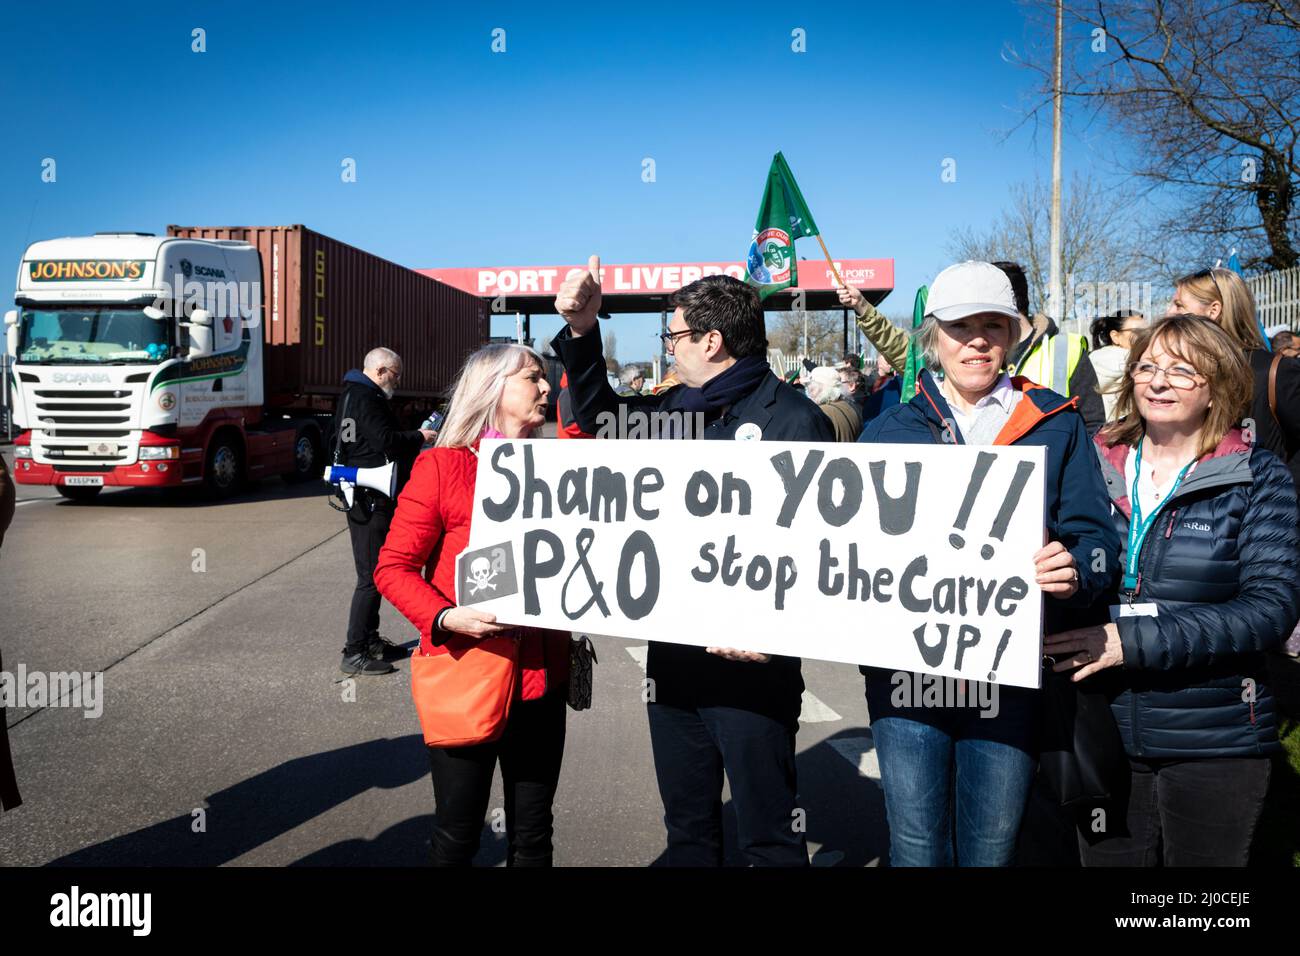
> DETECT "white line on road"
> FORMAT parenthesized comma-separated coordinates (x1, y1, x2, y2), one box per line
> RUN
(828, 735, 881, 785)
(621, 644, 842, 723)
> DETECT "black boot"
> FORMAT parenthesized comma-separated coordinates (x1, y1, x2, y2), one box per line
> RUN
(340, 651, 396, 676)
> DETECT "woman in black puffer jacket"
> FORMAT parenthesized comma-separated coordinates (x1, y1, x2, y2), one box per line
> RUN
(1045, 315, 1299, 866)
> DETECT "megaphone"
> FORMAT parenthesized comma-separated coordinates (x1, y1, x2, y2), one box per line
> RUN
(324, 461, 396, 509)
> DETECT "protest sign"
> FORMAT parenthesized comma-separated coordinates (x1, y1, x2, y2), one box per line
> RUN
(458, 438, 1047, 689)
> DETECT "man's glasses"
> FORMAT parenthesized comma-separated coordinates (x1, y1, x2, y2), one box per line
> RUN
(1128, 361, 1204, 389)
(658, 328, 699, 352)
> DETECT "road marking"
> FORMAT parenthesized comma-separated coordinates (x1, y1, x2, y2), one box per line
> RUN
(828, 735, 881, 785)
(15, 499, 46, 506)
(798, 693, 841, 723)
(621, 644, 841, 723)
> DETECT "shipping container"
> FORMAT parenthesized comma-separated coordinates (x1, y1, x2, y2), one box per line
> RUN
(165, 224, 487, 402)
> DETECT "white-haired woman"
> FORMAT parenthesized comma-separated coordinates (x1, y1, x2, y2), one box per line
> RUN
(375, 344, 571, 866)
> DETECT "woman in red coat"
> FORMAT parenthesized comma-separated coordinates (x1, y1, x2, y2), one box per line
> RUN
(375, 343, 571, 866)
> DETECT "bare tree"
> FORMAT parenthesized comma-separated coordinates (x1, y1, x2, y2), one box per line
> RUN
(1011, 0, 1300, 273)
(947, 171, 1163, 328)
(767, 310, 843, 359)
(602, 329, 617, 363)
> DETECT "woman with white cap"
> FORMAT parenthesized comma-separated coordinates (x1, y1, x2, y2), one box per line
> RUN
(858, 261, 1119, 866)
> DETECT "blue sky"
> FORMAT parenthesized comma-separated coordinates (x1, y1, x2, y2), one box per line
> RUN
(1, 0, 1138, 364)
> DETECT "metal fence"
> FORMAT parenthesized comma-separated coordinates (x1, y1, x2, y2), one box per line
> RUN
(767, 348, 838, 378)
(1247, 264, 1300, 330)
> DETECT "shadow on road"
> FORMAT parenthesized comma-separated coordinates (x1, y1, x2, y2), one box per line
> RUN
(43, 730, 887, 867)
(51, 478, 331, 510)
(48, 735, 429, 866)
(292, 816, 508, 867)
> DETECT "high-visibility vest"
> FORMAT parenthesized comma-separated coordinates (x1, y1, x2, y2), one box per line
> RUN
(1009, 332, 1087, 394)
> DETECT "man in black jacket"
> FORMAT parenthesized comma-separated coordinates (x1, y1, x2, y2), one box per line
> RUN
(333, 348, 434, 676)
(553, 256, 832, 866)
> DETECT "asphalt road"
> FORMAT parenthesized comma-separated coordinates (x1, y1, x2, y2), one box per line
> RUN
(0, 445, 888, 866)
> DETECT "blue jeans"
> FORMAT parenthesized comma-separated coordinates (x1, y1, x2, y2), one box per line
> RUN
(866, 672, 1037, 866)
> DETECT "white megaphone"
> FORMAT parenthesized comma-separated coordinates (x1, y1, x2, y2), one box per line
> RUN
(324, 461, 396, 509)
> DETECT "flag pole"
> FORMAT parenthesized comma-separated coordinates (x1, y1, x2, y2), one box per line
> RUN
(814, 234, 843, 286)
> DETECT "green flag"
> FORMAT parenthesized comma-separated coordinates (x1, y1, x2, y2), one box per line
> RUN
(901, 285, 928, 400)
(744, 152, 820, 300)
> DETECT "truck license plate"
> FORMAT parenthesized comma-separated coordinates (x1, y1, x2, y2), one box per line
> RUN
(63, 476, 104, 487)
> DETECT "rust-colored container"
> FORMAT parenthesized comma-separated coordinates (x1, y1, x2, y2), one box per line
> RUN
(166, 224, 486, 402)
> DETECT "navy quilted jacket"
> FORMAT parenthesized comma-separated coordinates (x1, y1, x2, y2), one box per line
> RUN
(1093, 429, 1300, 758)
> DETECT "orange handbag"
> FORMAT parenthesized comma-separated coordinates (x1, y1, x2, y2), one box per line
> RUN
(410, 636, 520, 747)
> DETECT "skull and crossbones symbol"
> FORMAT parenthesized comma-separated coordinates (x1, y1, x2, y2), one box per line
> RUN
(465, 556, 498, 597)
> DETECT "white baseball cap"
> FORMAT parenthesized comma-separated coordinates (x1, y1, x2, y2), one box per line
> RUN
(925, 261, 1022, 323)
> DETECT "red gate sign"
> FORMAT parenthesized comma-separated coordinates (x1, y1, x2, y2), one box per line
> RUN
(420, 258, 893, 298)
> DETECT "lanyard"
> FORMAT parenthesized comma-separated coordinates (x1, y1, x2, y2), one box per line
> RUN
(1124, 440, 1192, 591)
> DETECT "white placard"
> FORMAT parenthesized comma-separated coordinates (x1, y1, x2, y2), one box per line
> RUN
(459, 439, 1047, 689)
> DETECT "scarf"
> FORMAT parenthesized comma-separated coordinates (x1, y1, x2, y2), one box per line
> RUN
(674, 356, 771, 414)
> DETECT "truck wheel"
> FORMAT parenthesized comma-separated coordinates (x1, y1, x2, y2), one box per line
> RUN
(204, 434, 244, 498)
(283, 428, 321, 483)
(56, 485, 102, 502)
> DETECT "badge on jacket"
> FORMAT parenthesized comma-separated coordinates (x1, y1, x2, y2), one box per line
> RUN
(735, 423, 763, 441)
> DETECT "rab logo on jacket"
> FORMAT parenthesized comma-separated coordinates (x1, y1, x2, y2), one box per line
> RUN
(1182, 520, 1212, 533)
(457, 543, 519, 605)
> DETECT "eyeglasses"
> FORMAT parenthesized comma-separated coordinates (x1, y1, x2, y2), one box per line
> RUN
(1128, 360, 1204, 389)
(658, 328, 700, 353)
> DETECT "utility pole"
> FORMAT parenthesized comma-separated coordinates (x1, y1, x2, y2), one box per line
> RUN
(1048, 0, 1064, 327)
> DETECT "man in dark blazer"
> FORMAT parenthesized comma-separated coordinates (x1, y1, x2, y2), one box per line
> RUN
(553, 257, 832, 866)
(332, 348, 436, 676)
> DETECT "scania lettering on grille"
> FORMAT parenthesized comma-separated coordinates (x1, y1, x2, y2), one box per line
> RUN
(51, 372, 112, 384)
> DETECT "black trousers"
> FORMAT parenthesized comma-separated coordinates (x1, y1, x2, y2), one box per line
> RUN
(1079, 755, 1271, 866)
(426, 692, 567, 866)
(344, 503, 392, 656)
(647, 702, 808, 867)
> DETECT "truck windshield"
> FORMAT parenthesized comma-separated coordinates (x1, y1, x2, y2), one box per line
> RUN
(17, 306, 171, 364)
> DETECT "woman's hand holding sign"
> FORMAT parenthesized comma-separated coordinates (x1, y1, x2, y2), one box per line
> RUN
(1043, 623, 1124, 681)
(1033, 540, 1080, 599)
(555, 255, 602, 336)
(441, 606, 508, 639)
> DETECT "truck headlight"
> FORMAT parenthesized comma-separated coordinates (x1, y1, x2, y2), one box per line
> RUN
(138, 446, 180, 460)
(14, 446, 32, 459)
